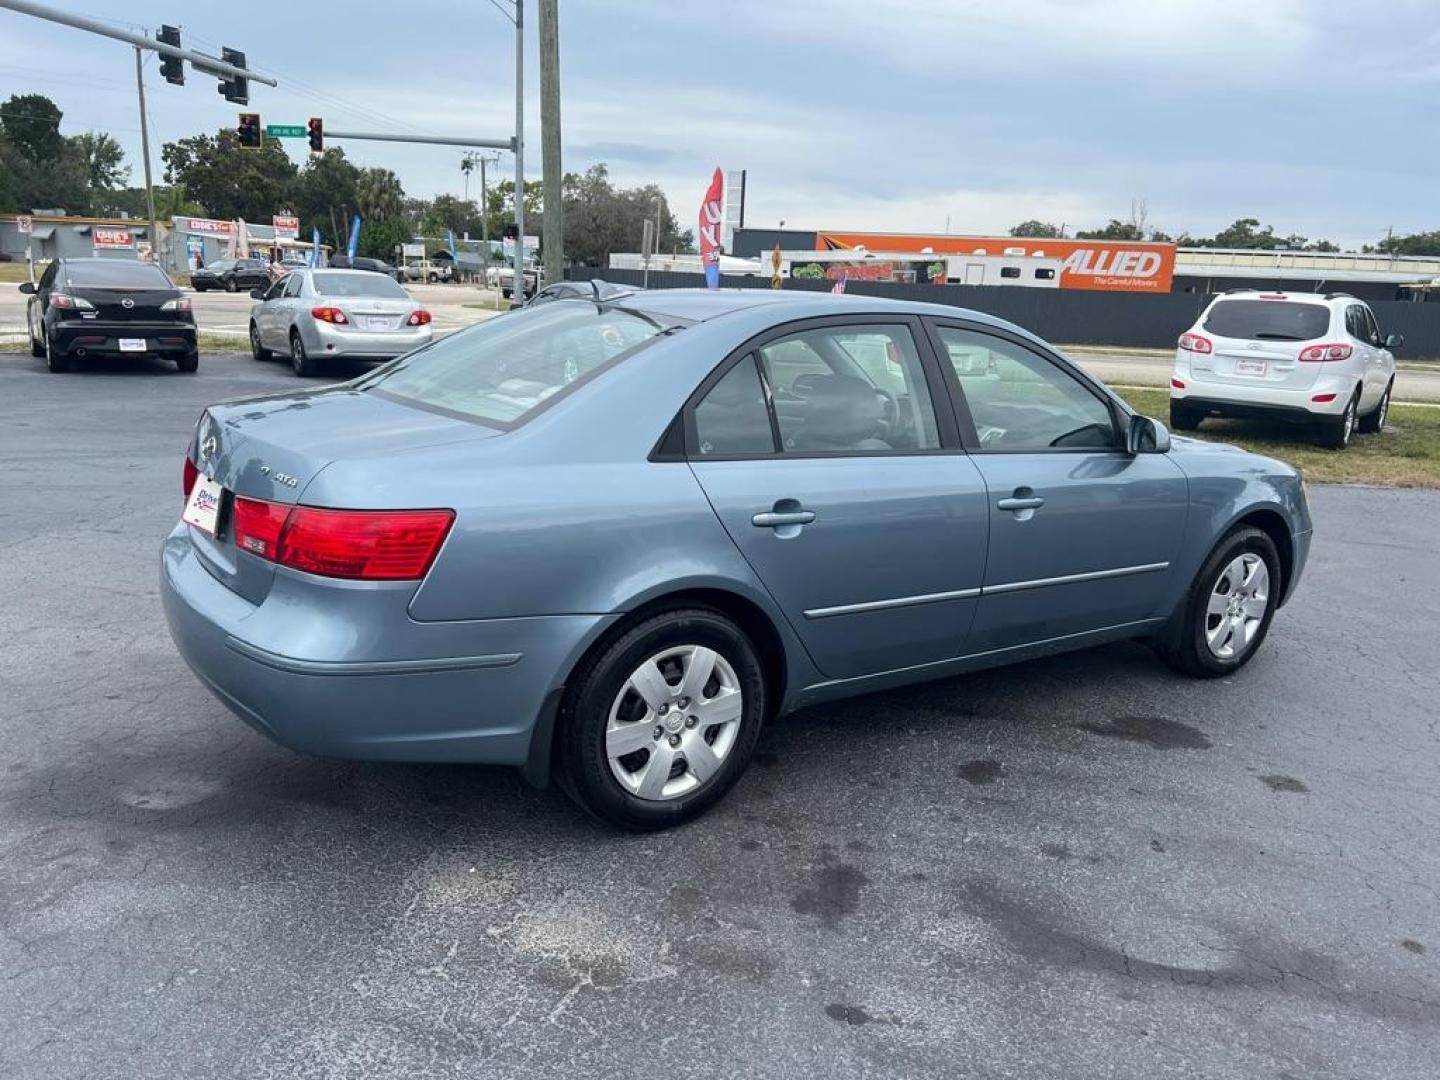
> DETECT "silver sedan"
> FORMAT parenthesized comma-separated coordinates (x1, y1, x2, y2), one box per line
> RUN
(248, 268, 433, 377)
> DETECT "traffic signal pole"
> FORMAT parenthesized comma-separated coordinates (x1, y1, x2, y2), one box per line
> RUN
(134, 47, 159, 261)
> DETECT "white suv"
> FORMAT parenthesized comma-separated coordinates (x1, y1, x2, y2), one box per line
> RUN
(1170, 291, 1399, 449)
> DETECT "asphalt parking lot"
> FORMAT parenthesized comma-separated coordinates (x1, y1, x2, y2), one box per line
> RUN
(1, 349, 1436, 1079)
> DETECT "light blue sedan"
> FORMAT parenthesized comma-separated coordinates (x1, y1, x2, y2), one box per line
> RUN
(163, 290, 1312, 829)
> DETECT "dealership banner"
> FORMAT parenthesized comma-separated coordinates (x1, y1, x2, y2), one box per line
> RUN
(93, 228, 134, 250)
(272, 214, 300, 240)
(816, 231, 1177, 293)
(698, 167, 724, 290)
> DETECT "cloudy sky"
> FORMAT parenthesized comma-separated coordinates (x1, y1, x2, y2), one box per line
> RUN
(2, 0, 1437, 248)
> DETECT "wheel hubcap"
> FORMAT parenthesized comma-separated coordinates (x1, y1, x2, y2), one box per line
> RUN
(604, 645, 743, 801)
(1205, 553, 1270, 660)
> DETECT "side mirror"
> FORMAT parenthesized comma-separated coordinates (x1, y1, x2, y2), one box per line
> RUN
(1127, 414, 1171, 454)
(1384, 332, 1404, 351)
(18, 282, 35, 294)
(250, 288, 265, 299)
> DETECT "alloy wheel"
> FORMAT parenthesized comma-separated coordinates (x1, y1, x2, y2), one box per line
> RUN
(604, 645, 743, 801)
(1342, 397, 1356, 444)
(1205, 553, 1270, 660)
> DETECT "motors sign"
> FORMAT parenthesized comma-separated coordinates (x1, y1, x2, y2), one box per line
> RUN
(816, 231, 1177, 293)
(93, 228, 135, 251)
(272, 215, 300, 240)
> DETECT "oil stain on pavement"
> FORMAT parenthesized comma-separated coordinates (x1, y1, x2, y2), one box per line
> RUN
(1074, 714, 1212, 750)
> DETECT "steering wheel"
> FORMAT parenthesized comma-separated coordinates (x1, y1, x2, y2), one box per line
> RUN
(872, 387, 901, 440)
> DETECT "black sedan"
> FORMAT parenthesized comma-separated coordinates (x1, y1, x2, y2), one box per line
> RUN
(191, 257, 271, 293)
(21, 258, 198, 373)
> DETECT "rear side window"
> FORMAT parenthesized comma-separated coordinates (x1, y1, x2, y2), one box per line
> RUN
(1203, 299, 1329, 341)
(360, 302, 677, 426)
(694, 358, 774, 455)
(65, 261, 172, 287)
(312, 272, 407, 298)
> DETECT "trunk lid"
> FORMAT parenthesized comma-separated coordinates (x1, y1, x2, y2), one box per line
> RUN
(186, 386, 497, 604)
(332, 298, 414, 333)
(69, 286, 178, 321)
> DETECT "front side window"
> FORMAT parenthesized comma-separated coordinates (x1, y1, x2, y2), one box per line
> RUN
(755, 325, 940, 452)
(1362, 306, 1382, 344)
(360, 301, 678, 426)
(262, 278, 286, 301)
(282, 274, 304, 298)
(937, 327, 1117, 451)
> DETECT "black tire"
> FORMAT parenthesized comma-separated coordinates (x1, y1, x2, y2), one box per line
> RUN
(44, 331, 69, 373)
(1357, 380, 1393, 434)
(176, 350, 199, 373)
(29, 327, 45, 358)
(1169, 403, 1202, 431)
(1155, 525, 1281, 679)
(224, 277, 238, 293)
(555, 607, 767, 830)
(1317, 389, 1359, 450)
(249, 322, 271, 361)
(289, 331, 316, 377)
(193, 284, 208, 293)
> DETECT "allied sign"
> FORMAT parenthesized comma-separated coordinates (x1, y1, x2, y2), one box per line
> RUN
(272, 214, 300, 240)
(93, 228, 135, 250)
(16, 215, 32, 234)
(815, 231, 1177, 293)
(265, 124, 306, 139)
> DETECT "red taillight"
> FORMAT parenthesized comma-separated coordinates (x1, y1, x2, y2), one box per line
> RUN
(311, 306, 349, 324)
(231, 498, 454, 580)
(233, 497, 289, 560)
(183, 456, 198, 501)
(1259, 292, 1287, 300)
(49, 292, 94, 311)
(407, 309, 432, 326)
(1298, 342, 1353, 362)
(1178, 332, 1212, 354)
(1311, 393, 1338, 403)
(1171, 377, 1186, 390)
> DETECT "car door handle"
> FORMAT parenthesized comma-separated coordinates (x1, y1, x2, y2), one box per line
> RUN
(752, 510, 816, 528)
(997, 496, 1045, 512)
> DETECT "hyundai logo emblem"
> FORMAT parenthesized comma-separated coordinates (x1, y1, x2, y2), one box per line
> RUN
(121, 298, 135, 308)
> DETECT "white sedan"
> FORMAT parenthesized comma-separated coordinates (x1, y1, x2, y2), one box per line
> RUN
(248, 269, 433, 377)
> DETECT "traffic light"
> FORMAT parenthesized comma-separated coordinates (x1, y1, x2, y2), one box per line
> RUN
(157, 25, 184, 85)
(237, 113, 262, 149)
(217, 46, 248, 105)
(306, 117, 324, 155)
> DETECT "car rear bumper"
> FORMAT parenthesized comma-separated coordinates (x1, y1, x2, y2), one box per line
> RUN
(1171, 365, 1354, 419)
(159, 524, 613, 765)
(49, 320, 196, 358)
(303, 320, 433, 359)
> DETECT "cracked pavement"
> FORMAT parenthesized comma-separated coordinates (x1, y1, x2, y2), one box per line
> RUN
(1, 350, 1436, 1079)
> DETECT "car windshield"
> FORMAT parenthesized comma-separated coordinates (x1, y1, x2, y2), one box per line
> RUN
(312, 272, 408, 298)
(1203, 299, 1330, 341)
(66, 261, 172, 287)
(358, 301, 679, 425)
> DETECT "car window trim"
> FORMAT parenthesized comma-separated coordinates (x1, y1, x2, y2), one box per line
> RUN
(921, 316, 1130, 455)
(674, 313, 963, 463)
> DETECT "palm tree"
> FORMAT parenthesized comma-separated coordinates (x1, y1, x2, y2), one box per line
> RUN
(355, 168, 404, 221)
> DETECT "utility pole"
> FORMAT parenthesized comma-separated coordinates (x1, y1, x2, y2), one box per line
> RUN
(513, 0, 525, 301)
(134, 46, 159, 261)
(538, 0, 562, 287)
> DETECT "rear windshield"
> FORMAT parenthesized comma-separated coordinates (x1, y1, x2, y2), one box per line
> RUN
(359, 302, 679, 426)
(1203, 299, 1330, 342)
(312, 273, 407, 298)
(66, 261, 172, 288)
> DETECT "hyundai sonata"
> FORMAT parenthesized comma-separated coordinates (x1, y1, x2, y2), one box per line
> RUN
(163, 290, 1311, 829)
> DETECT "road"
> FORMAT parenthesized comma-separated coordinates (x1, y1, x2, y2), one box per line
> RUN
(0, 350, 1437, 1080)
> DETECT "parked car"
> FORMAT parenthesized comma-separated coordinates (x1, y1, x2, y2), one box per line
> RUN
(326, 254, 402, 281)
(191, 257, 271, 293)
(1170, 290, 1398, 449)
(165, 291, 1311, 829)
(486, 263, 540, 299)
(527, 278, 636, 306)
(248, 268, 432, 376)
(21, 257, 197, 373)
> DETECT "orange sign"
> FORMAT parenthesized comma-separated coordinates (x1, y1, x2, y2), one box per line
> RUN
(816, 231, 1176, 293)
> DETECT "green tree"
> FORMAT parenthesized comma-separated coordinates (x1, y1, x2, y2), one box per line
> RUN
(420, 194, 481, 238)
(71, 131, 128, 193)
(1202, 217, 1280, 250)
(1075, 218, 1145, 241)
(1374, 230, 1440, 257)
(290, 148, 360, 250)
(0, 93, 64, 163)
(161, 129, 297, 222)
(559, 164, 692, 266)
(356, 215, 411, 262)
(1008, 220, 1062, 238)
(355, 166, 404, 221)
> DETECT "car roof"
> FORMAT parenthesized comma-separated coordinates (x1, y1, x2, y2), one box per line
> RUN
(607, 286, 1021, 332)
(1210, 290, 1340, 306)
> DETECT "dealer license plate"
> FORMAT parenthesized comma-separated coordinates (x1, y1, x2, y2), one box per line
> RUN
(119, 338, 147, 352)
(366, 317, 390, 331)
(1235, 358, 1267, 376)
(181, 476, 223, 537)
